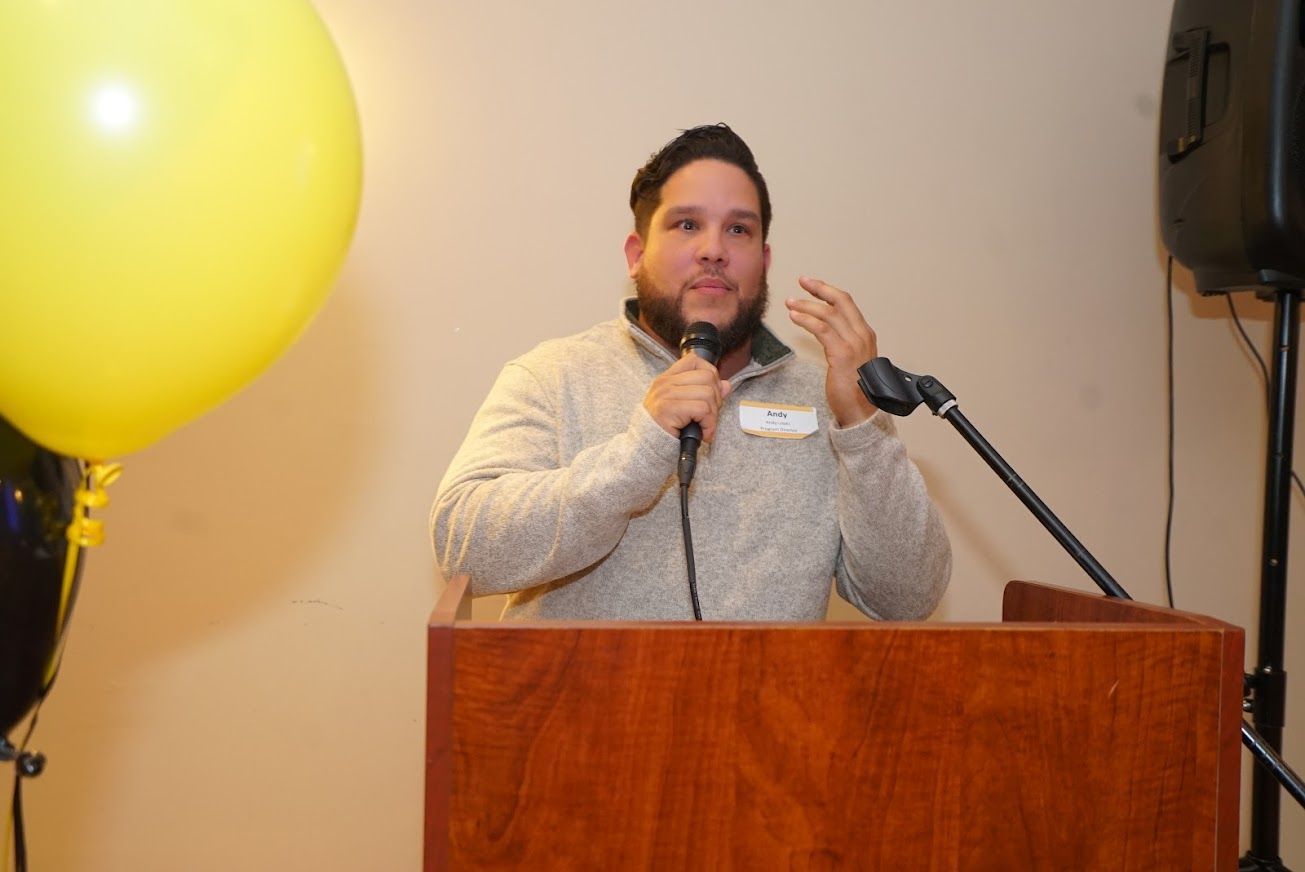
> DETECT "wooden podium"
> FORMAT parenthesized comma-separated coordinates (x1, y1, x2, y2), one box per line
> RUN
(425, 578, 1243, 870)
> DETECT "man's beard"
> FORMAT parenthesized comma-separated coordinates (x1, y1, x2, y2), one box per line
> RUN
(635, 268, 769, 355)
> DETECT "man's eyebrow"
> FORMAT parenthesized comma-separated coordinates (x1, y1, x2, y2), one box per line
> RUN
(663, 205, 761, 223)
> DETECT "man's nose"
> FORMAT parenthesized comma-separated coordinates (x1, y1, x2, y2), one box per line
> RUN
(696, 228, 727, 264)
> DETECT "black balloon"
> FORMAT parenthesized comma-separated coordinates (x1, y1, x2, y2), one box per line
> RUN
(0, 416, 82, 738)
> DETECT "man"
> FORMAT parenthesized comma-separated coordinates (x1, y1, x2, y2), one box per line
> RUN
(431, 124, 950, 621)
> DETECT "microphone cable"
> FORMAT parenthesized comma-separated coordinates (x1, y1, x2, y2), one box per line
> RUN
(1224, 293, 1305, 502)
(1164, 256, 1176, 608)
(681, 483, 703, 620)
(676, 321, 721, 622)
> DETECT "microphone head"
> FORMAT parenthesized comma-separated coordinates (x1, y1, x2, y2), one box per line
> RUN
(679, 321, 722, 365)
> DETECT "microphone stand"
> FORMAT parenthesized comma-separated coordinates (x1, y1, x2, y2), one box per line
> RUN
(856, 357, 1305, 814)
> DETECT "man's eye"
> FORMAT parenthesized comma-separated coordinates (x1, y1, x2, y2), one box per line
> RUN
(677, 219, 697, 231)
(729, 224, 750, 235)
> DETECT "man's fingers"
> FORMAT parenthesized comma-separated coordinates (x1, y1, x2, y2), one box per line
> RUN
(786, 299, 868, 359)
(797, 274, 839, 299)
(797, 275, 853, 308)
(643, 360, 730, 440)
(784, 305, 837, 341)
(665, 352, 715, 375)
(796, 275, 874, 334)
(788, 276, 877, 358)
(785, 297, 854, 342)
(789, 276, 881, 428)
(670, 391, 723, 443)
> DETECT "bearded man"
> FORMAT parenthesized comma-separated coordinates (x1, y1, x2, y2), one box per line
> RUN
(431, 124, 950, 621)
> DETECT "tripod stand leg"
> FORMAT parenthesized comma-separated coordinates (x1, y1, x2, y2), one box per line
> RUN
(1245, 288, 1300, 869)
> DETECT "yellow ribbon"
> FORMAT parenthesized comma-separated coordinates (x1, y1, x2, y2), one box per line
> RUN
(43, 461, 122, 687)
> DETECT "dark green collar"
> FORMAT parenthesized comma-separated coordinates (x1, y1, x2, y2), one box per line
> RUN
(621, 298, 791, 367)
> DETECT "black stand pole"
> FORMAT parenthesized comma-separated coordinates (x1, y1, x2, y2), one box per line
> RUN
(1242, 288, 1301, 872)
(929, 395, 1131, 600)
(856, 355, 1305, 836)
(856, 361, 1127, 599)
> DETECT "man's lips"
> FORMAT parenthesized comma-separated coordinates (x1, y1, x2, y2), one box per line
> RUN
(689, 277, 735, 294)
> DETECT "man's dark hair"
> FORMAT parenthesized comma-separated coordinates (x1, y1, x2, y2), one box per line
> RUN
(629, 123, 772, 241)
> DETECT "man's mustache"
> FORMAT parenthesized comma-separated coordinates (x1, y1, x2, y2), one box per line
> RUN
(683, 270, 738, 292)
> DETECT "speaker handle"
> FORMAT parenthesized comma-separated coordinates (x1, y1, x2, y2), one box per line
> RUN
(1165, 27, 1210, 158)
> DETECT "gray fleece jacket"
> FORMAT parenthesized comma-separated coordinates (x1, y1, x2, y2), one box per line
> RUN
(430, 301, 951, 621)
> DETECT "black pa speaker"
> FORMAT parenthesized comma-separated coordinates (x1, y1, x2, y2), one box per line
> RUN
(1158, 0, 1305, 293)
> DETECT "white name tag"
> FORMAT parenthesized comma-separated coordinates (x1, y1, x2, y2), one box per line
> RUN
(739, 400, 818, 438)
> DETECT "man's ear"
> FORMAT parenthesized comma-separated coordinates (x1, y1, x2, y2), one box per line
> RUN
(763, 242, 772, 271)
(623, 232, 645, 279)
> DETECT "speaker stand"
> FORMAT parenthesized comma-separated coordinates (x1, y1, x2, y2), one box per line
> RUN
(1242, 287, 1301, 871)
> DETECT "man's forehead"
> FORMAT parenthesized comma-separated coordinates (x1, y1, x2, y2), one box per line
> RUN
(657, 159, 761, 213)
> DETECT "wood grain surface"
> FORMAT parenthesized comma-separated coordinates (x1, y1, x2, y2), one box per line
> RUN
(426, 581, 1241, 870)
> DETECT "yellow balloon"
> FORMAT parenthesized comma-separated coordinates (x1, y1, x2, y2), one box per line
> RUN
(0, 0, 362, 459)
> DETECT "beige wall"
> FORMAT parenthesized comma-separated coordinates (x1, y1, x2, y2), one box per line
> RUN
(7, 0, 1304, 867)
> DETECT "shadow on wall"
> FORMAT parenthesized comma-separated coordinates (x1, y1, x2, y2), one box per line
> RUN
(33, 268, 380, 867)
(913, 456, 1016, 622)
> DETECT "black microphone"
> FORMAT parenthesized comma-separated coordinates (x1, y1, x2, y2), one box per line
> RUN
(677, 321, 722, 485)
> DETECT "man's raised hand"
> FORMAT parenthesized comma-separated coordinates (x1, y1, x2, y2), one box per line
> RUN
(785, 276, 879, 427)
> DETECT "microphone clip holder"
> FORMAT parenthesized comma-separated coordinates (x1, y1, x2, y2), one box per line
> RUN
(857, 357, 957, 418)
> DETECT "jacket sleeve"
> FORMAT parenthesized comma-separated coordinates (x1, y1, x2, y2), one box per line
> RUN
(430, 361, 680, 596)
(829, 412, 952, 620)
